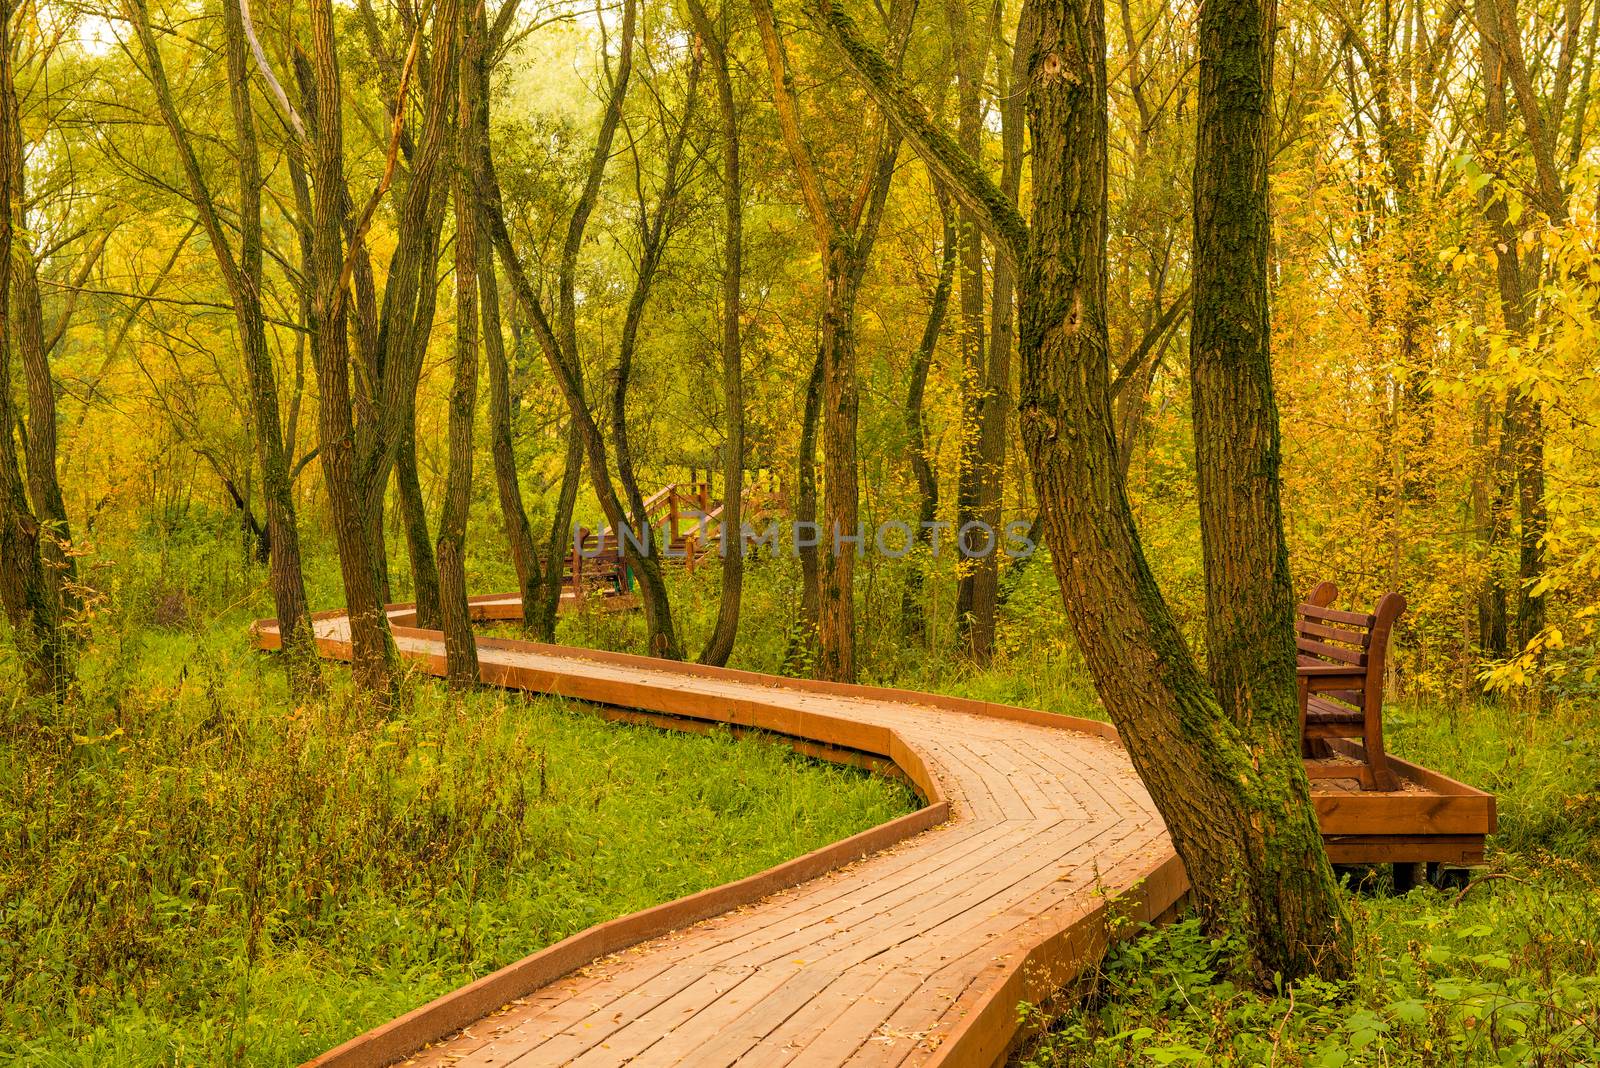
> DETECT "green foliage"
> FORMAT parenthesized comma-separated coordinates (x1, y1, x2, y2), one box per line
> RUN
(0, 538, 913, 1065)
(1019, 860, 1600, 1067)
(1003, 674, 1600, 1068)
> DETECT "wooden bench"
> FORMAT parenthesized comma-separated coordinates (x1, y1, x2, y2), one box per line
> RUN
(1297, 581, 1405, 792)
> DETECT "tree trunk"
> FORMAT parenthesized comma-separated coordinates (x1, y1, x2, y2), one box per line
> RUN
(689, 0, 745, 668)
(395, 426, 440, 626)
(947, 0, 995, 661)
(787, 349, 825, 671)
(131, 0, 320, 693)
(307, 0, 397, 694)
(752, 0, 904, 681)
(536, 424, 583, 639)
(0, 11, 60, 696)
(8, 222, 76, 616)
(437, 0, 480, 687)
(482, 243, 543, 633)
(811, 0, 1351, 983)
(902, 186, 956, 640)
(818, 250, 861, 682)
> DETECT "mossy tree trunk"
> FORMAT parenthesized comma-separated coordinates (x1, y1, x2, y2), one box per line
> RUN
(814, 0, 1352, 983)
(0, 8, 61, 697)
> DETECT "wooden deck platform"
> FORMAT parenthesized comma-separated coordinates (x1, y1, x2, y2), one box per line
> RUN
(251, 595, 1493, 1068)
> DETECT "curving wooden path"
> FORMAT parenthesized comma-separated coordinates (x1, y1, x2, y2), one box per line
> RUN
(253, 596, 1187, 1068)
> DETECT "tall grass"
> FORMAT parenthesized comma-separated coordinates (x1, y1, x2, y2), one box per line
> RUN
(0, 528, 914, 1065)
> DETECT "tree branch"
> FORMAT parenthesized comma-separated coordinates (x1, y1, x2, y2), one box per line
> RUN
(806, 0, 1028, 266)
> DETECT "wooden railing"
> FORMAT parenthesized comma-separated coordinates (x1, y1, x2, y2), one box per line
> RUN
(569, 482, 787, 586)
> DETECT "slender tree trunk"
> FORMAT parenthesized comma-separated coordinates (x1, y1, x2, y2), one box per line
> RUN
(1476, 0, 1546, 657)
(689, 0, 745, 667)
(973, 15, 1027, 658)
(788, 349, 825, 670)
(8, 226, 76, 616)
(477, 0, 680, 659)
(818, 251, 861, 682)
(947, 0, 994, 660)
(536, 424, 583, 638)
(389, 186, 450, 620)
(395, 426, 440, 625)
(753, 0, 904, 681)
(307, 0, 396, 694)
(129, 0, 320, 692)
(482, 246, 543, 632)
(903, 186, 956, 639)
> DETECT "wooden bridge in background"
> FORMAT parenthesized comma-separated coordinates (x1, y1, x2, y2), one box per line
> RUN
(564, 483, 786, 603)
(252, 595, 1494, 1067)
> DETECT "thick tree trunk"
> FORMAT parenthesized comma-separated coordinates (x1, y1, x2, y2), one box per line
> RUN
(307, 0, 397, 694)
(689, 0, 745, 668)
(1191, 0, 1295, 730)
(437, 5, 480, 687)
(0, 17, 60, 695)
(807, 0, 1353, 983)
(1035, 0, 1350, 980)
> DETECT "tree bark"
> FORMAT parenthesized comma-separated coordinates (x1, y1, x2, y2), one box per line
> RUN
(437, 0, 479, 687)
(306, 0, 400, 694)
(6, 192, 76, 617)
(902, 185, 956, 640)
(814, 0, 1352, 982)
(787, 348, 825, 671)
(0, 6, 61, 696)
(688, 0, 746, 668)
(483, 249, 544, 633)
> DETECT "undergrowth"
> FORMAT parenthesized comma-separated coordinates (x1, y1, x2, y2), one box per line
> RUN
(0, 530, 914, 1065)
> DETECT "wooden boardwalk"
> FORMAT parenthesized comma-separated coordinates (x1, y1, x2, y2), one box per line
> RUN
(254, 597, 1187, 1067)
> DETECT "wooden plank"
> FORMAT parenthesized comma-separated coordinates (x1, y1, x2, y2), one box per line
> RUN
(1296, 637, 1368, 665)
(1312, 788, 1494, 836)
(1301, 603, 1378, 628)
(1324, 835, 1486, 865)
(1296, 619, 1370, 646)
(246, 594, 1489, 1068)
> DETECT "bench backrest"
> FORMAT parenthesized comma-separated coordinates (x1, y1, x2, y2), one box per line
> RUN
(1296, 585, 1406, 716)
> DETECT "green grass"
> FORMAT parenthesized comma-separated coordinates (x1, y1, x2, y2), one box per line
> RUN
(1005, 693, 1600, 1067)
(0, 551, 915, 1066)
